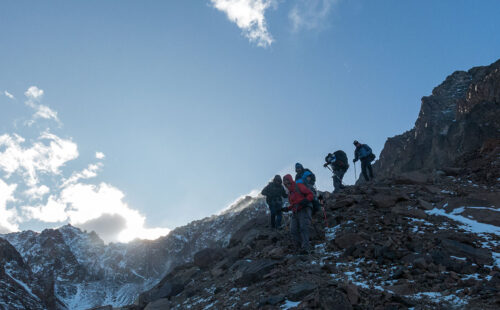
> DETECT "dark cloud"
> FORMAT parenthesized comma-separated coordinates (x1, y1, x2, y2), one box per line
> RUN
(76, 213, 127, 243)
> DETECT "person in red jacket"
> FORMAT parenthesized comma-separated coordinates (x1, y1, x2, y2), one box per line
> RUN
(281, 174, 314, 253)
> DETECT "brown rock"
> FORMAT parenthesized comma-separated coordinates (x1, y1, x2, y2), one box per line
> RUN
(335, 233, 365, 249)
(346, 283, 359, 305)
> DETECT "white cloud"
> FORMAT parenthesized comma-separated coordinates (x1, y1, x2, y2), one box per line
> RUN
(289, 0, 338, 32)
(24, 185, 50, 200)
(0, 132, 79, 186)
(95, 152, 105, 159)
(24, 86, 44, 100)
(4, 91, 15, 99)
(0, 179, 19, 233)
(60, 182, 170, 243)
(22, 195, 67, 223)
(211, 0, 275, 47)
(61, 163, 102, 188)
(23, 86, 60, 123)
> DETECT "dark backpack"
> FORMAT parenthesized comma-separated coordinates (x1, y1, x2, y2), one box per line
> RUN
(333, 150, 348, 166)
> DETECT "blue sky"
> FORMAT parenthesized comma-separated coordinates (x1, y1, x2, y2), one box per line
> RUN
(1, 0, 499, 242)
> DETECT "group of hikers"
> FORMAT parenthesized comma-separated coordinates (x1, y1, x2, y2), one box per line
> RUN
(261, 140, 375, 253)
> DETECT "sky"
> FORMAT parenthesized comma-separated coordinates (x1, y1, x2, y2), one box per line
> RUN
(1, 0, 499, 243)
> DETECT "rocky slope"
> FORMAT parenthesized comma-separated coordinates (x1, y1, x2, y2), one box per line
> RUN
(0, 195, 267, 309)
(119, 164, 499, 310)
(374, 59, 500, 180)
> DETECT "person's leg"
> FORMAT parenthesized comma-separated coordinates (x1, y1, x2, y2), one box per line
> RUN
(361, 159, 369, 181)
(367, 161, 374, 179)
(276, 208, 282, 228)
(290, 213, 301, 247)
(298, 207, 312, 251)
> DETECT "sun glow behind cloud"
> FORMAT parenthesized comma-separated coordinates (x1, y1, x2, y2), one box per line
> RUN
(0, 86, 170, 243)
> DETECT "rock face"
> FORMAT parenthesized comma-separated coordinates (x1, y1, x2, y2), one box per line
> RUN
(374, 59, 500, 179)
(0, 195, 267, 310)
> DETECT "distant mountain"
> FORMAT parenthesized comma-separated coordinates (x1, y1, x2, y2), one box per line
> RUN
(0, 195, 267, 309)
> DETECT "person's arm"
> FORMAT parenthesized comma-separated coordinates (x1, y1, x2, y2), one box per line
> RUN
(261, 184, 269, 196)
(353, 149, 359, 162)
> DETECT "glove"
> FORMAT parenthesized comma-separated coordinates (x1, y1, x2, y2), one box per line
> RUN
(323, 163, 328, 167)
(353, 158, 357, 163)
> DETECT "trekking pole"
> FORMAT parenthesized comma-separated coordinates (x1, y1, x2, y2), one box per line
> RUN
(353, 162, 357, 183)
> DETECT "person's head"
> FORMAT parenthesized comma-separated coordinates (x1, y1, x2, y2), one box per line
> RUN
(295, 162, 304, 173)
(353, 140, 360, 147)
(273, 175, 282, 185)
(283, 174, 294, 189)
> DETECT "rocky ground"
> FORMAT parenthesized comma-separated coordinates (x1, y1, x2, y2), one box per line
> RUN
(115, 151, 499, 310)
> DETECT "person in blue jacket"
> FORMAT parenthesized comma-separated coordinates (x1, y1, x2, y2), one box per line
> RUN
(353, 140, 375, 181)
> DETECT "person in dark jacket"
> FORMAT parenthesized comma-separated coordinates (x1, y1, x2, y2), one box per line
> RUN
(294, 163, 316, 185)
(261, 175, 288, 229)
(353, 140, 374, 181)
(324, 150, 349, 192)
(281, 174, 314, 253)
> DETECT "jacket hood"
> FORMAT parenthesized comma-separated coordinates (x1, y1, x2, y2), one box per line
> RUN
(273, 175, 282, 184)
(283, 174, 295, 190)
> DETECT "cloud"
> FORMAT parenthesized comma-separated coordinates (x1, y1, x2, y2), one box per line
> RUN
(289, 0, 338, 32)
(0, 132, 79, 186)
(22, 195, 67, 223)
(23, 86, 60, 124)
(77, 213, 127, 243)
(24, 185, 50, 200)
(61, 163, 102, 188)
(24, 86, 44, 100)
(4, 91, 15, 99)
(0, 179, 19, 233)
(60, 182, 169, 243)
(95, 152, 105, 159)
(211, 0, 275, 47)
(2, 86, 171, 243)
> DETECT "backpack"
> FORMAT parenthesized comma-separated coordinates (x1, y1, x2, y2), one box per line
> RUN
(333, 150, 348, 167)
(367, 153, 376, 162)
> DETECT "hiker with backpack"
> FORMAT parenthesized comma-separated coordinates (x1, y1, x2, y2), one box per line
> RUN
(261, 175, 288, 229)
(353, 140, 375, 181)
(324, 150, 349, 192)
(294, 163, 316, 185)
(296, 170, 321, 215)
(281, 174, 314, 253)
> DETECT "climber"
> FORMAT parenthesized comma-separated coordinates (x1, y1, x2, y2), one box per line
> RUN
(353, 140, 375, 181)
(324, 150, 349, 192)
(261, 175, 288, 229)
(294, 163, 316, 185)
(281, 174, 314, 253)
(296, 170, 321, 214)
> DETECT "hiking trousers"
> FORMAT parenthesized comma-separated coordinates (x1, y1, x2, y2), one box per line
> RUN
(332, 167, 347, 192)
(269, 202, 283, 229)
(290, 207, 312, 251)
(361, 158, 374, 181)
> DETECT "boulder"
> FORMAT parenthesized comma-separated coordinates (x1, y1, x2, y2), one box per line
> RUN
(233, 259, 278, 287)
(144, 298, 170, 310)
(371, 194, 398, 208)
(335, 233, 365, 249)
(346, 283, 359, 305)
(288, 282, 318, 301)
(441, 238, 493, 265)
(193, 247, 227, 268)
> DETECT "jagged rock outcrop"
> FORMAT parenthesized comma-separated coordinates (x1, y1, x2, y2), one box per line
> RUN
(374, 59, 500, 179)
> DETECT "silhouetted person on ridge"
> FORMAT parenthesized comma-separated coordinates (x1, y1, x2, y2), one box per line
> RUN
(261, 175, 288, 229)
(281, 174, 314, 253)
(353, 140, 375, 181)
(324, 150, 349, 192)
